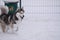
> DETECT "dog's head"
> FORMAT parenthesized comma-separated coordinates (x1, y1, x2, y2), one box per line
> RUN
(16, 8, 25, 20)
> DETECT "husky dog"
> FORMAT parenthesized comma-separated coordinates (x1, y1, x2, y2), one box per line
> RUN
(0, 6, 25, 32)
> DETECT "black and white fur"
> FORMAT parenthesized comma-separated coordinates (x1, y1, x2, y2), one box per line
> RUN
(0, 6, 25, 33)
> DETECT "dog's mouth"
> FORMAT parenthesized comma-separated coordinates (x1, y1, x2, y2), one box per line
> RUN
(20, 15, 24, 19)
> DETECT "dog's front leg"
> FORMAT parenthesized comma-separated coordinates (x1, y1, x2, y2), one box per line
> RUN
(10, 21, 14, 32)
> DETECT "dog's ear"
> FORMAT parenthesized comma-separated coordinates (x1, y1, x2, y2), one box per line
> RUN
(20, 8, 25, 13)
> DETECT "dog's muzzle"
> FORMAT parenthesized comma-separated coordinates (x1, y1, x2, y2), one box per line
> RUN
(20, 15, 24, 19)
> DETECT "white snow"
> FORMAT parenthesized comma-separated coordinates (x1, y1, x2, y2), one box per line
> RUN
(0, 0, 60, 40)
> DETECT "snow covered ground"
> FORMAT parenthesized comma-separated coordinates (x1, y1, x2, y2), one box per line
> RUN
(0, 0, 60, 40)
